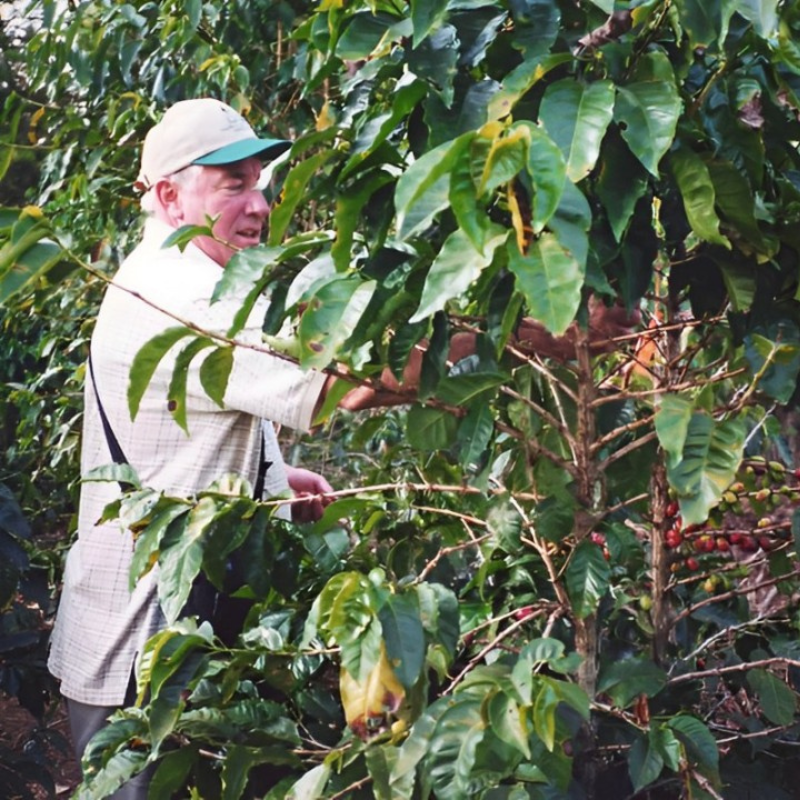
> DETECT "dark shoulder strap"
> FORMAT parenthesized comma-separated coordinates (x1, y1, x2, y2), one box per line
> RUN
(253, 430, 272, 501)
(88, 351, 130, 467)
(89, 351, 271, 500)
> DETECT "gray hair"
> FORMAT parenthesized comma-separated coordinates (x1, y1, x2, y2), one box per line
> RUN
(139, 164, 204, 215)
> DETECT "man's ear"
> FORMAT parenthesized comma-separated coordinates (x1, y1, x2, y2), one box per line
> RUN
(153, 178, 182, 222)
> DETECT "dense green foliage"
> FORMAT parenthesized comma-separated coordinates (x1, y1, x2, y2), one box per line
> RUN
(5, 0, 800, 798)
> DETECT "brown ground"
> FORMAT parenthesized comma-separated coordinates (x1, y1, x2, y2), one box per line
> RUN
(0, 692, 81, 798)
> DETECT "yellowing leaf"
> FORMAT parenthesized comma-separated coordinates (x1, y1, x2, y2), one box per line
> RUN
(340, 643, 405, 741)
(21, 205, 43, 219)
(316, 99, 335, 131)
(28, 107, 45, 144)
(507, 183, 528, 254)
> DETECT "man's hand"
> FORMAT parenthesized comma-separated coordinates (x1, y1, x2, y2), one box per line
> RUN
(285, 465, 333, 523)
(515, 297, 641, 360)
(585, 295, 642, 352)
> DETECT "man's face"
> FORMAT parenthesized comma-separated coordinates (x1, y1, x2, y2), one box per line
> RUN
(172, 157, 268, 267)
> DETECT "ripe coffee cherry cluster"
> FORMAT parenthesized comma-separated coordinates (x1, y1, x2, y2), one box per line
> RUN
(662, 458, 800, 574)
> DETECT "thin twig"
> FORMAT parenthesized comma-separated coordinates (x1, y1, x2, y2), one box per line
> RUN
(672, 568, 800, 625)
(669, 656, 800, 686)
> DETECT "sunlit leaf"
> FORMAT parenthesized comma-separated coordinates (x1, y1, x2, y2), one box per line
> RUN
(614, 51, 682, 177)
(507, 231, 583, 336)
(539, 78, 615, 182)
(411, 227, 505, 322)
(396, 134, 473, 241)
(666, 413, 746, 526)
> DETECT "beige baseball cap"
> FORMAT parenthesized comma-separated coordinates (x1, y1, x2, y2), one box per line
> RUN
(135, 98, 291, 191)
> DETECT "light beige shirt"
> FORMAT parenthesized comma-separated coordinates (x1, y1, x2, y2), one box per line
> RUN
(48, 218, 326, 705)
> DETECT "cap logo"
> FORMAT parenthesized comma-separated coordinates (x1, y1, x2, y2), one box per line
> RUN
(219, 105, 252, 134)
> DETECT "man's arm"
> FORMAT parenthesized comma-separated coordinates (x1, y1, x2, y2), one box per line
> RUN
(335, 298, 641, 411)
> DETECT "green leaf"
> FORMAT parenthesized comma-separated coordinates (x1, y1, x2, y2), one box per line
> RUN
(507, 231, 584, 336)
(158, 496, 218, 624)
(736, 0, 780, 37)
(212, 245, 278, 302)
(130, 504, 189, 589)
(335, 10, 401, 60)
(488, 53, 573, 121)
(744, 328, 800, 404)
(670, 147, 730, 249)
(666, 414, 746, 526)
(76, 749, 149, 799)
(747, 668, 797, 726)
(167, 336, 215, 433)
(128, 326, 193, 420)
(676, 0, 738, 50)
(457, 402, 495, 470)
(221, 745, 269, 800)
(148, 746, 198, 800)
(411, 227, 505, 322)
(406, 406, 458, 450)
(298, 276, 376, 369)
(83, 463, 142, 489)
(595, 130, 648, 241)
(718, 259, 757, 313)
(513, 121, 567, 234)
(161, 223, 214, 252)
(450, 138, 496, 253)
(565, 539, 611, 619)
(199, 346, 234, 408)
(707, 160, 770, 256)
(488, 691, 531, 759)
(667, 716, 719, 774)
(421, 697, 485, 800)
(532, 681, 558, 751)
(539, 78, 615, 182)
(628, 730, 664, 792)
(396, 134, 473, 240)
(332, 172, 395, 271)
(613, 51, 682, 177)
(268, 149, 335, 246)
(436, 372, 506, 406)
(378, 591, 426, 691)
(655, 394, 694, 469)
(0, 240, 65, 303)
(597, 658, 667, 708)
(410, 0, 449, 47)
(480, 126, 528, 195)
(286, 763, 331, 800)
(654, 726, 682, 772)
(343, 74, 426, 181)
(417, 582, 460, 658)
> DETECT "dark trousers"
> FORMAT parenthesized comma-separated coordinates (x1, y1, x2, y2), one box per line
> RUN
(65, 669, 150, 800)
(66, 697, 150, 800)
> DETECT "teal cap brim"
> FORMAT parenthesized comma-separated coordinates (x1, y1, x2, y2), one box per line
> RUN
(192, 137, 292, 166)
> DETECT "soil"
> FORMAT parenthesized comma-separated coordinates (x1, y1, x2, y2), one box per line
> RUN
(0, 692, 81, 798)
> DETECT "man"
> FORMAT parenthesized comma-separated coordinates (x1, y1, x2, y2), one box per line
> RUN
(47, 98, 344, 799)
(48, 98, 639, 798)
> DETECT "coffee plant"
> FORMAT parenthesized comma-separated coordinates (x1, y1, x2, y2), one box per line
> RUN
(4, 1, 800, 798)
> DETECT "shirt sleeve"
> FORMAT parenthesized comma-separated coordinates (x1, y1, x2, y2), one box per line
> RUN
(184, 292, 327, 433)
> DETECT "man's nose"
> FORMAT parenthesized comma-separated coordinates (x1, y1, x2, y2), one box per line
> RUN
(247, 189, 270, 217)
